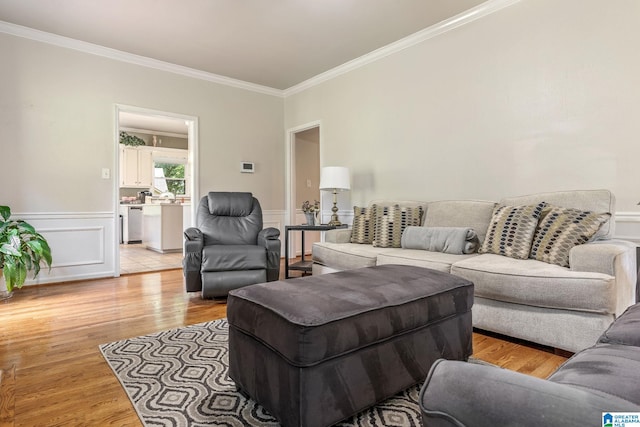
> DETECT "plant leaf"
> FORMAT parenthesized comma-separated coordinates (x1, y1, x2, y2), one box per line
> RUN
(17, 221, 36, 234)
(3, 261, 16, 292)
(15, 264, 27, 289)
(0, 206, 10, 222)
(0, 243, 20, 256)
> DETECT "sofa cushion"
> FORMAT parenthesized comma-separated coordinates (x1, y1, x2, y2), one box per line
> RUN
(479, 202, 547, 260)
(423, 200, 496, 245)
(372, 204, 423, 248)
(312, 242, 388, 270)
(548, 344, 640, 406)
(530, 206, 611, 267)
(451, 253, 616, 313)
(500, 189, 615, 239)
(598, 303, 640, 347)
(350, 206, 374, 244)
(377, 249, 478, 273)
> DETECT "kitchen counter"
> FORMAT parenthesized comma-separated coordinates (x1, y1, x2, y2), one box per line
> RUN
(143, 204, 183, 253)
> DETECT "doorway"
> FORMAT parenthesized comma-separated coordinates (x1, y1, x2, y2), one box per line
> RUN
(114, 105, 198, 276)
(286, 123, 321, 260)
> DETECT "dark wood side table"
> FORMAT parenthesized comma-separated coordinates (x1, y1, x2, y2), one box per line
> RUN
(284, 224, 348, 279)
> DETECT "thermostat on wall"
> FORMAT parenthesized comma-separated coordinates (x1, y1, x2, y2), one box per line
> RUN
(240, 162, 255, 173)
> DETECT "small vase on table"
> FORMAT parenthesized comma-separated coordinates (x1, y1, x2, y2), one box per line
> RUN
(304, 212, 315, 226)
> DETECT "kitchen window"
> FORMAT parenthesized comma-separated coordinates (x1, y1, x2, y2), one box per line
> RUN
(154, 162, 186, 196)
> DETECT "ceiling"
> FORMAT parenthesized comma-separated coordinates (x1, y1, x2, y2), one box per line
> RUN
(0, 0, 487, 90)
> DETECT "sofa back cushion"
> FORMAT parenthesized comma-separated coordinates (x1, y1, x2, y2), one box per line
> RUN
(500, 189, 615, 239)
(423, 200, 496, 244)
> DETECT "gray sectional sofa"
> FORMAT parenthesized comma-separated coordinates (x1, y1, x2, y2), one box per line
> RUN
(312, 190, 637, 353)
(419, 302, 640, 426)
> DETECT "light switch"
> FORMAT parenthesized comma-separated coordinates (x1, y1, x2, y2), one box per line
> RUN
(306, 179, 311, 188)
(101, 168, 110, 179)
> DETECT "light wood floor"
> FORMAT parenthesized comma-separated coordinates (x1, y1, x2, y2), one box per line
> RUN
(0, 266, 568, 426)
(119, 243, 183, 275)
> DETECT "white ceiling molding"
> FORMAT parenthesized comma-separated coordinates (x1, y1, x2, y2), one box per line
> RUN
(0, 20, 284, 98)
(283, 0, 521, 97)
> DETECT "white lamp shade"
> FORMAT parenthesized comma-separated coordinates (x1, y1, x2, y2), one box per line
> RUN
(319, 166, 351, 191)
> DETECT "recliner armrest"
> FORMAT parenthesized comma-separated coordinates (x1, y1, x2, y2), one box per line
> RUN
(258, 227, 281, 282)
(258, 227, 280, 241)
(183, 227, 203, 292)
(420, 359, 635, 427)
(184, 227, 203, 244)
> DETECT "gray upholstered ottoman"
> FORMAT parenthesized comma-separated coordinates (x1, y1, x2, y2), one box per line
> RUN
(227, 264, 474, 427)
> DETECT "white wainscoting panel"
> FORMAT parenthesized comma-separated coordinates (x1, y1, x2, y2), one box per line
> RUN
(262, 209, 286, 256)
(12, 212, 116, 285)
(11, 208, 328, 285)
(614, 212, 640, 244)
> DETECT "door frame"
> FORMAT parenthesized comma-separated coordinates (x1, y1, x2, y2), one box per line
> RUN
(285, 121, 322, 257)
(113, 104, 199, 276)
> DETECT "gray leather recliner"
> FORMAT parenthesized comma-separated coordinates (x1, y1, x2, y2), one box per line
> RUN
(183, 192, 281, 298)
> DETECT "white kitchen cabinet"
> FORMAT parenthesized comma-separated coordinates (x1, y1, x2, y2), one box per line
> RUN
(119, 146, 153, 188)
(143, 204, 183, 253)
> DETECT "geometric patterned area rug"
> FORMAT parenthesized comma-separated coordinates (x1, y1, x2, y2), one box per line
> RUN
(99, 318, 423, 426)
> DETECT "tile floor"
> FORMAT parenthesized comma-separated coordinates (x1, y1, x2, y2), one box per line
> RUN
(119, 243, 183, 275)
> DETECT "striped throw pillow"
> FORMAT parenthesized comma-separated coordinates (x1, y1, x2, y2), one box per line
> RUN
(530, 206, 610, 267)
(350, 206, 375, 244)
(479, 202, 547, 260)
(372, 204, 423, 248)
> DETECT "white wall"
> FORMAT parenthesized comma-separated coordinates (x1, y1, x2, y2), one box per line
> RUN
(0, 32, 285, 283)
(4, 0, 640, 285)
(284, 0, 640, 231)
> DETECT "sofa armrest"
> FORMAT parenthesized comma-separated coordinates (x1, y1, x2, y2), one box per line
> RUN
(258, 227, 281, 281)
(570, 239, 635, 276)
(570, 240, 636, 315)
(324, 228, 352, 243)
(420, 359, 635, 427)
(183, 227, 203, 292)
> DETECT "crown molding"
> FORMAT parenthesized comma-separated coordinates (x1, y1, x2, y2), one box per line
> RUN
(283, 0, 521, 97)
(0, 20, 284, 98)
(0, 0, 519, 100)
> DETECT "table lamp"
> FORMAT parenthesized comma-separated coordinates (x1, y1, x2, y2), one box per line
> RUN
(319, 166, 351, 226)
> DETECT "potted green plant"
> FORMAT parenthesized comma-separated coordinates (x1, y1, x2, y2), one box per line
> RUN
(301, 200, 320, 225)
(0, 205, 52, 299)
